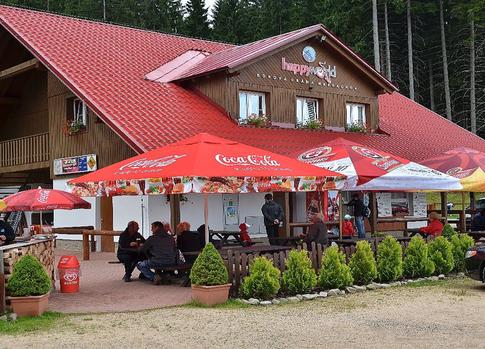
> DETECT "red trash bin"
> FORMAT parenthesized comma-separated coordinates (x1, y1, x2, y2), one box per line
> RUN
(57, 255, 80, 293)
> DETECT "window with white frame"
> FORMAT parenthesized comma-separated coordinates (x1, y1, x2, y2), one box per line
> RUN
(239, 91, 266, 120)
(296, 97, 318, 125)
(346, 103, 366, 128)
(73, 98, 88, 126)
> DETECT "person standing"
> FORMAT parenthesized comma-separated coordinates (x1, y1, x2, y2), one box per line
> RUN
(261, 194, 284, 245)
(137, 221, 177, 285)
(117, 221, 145, 282)
(0, 219, 15, 246)
(346, 193, 367, 239)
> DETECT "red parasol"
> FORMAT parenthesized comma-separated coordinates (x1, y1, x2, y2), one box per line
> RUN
(2, 187, 91, 212)
(69, 133, 345, 196)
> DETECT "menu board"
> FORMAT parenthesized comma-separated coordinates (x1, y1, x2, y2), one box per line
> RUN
(376, 192, 392, 217)
(54, 154, 97, 175)
(412, 193, 428, 217)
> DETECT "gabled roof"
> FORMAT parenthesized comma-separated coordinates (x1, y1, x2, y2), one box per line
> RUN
(174, 24, 398, 93)
(1, 6, 484, 164)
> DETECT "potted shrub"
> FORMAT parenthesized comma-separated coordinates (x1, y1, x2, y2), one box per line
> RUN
(7, 255, 52, 317)
(189, 243, 231, 306)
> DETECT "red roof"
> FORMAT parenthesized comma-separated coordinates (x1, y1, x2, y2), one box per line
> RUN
(1, 6, 484, 163)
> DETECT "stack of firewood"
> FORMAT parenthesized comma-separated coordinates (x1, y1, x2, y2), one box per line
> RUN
(3, 240, 55, 285)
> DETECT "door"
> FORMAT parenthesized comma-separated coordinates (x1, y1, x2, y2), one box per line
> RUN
(223, 194, 239, 231)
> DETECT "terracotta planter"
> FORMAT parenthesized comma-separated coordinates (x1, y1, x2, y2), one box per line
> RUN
(191, 284, 231, 306)
(9, 293, 49, 317)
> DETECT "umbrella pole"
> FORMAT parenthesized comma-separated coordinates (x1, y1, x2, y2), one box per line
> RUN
(204, 193, 209, 245)
(339, 192, 343, 240)
(40, 211, 43, 234)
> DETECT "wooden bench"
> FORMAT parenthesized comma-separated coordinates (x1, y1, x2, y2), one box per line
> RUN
(154, 263, 192, 286)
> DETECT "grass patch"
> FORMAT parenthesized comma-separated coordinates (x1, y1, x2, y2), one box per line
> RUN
(183, 299, 250, 309)
(0, 312, 64, 335)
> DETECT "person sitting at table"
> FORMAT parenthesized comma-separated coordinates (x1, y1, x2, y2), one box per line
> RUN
(239, 223, 253, 247)
(0, 219, 15, 246)
(117, 221, 145, 282)
(162, 221, 173, 236)
(410, 212, 443, 238)
(176, 222, 202, 263)
(300, 214, 328, 247)
(137, 221, 178, 285)
(342, 214, 355, 239)
(471, 209, 485, 231)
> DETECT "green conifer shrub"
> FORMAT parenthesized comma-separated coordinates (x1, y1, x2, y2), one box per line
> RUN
(403, 236, 435, 278)
(282, 250, 317, 295)
(190, 243, 228, 286)
(376, 236, 403, 282)
(241, 256, 280, 300)
(318, 246, 353, 289)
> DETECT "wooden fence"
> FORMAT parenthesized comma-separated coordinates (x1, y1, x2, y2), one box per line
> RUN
(226, 238, 415, 294)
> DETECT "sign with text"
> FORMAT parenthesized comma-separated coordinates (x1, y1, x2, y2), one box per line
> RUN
(54, 154, 97, 175)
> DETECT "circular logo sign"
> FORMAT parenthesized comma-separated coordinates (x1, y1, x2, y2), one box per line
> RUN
(298, 146, 334, 164)
(302, 46, 316, 63)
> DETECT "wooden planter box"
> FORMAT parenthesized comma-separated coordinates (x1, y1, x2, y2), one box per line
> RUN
(9, 293, 49, 317)
(191, 284, 231, 306)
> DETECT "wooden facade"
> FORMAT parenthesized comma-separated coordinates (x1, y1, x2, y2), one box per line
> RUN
(190, 37, 381, 130)
(0, 26, 137, 178)
(47, 73, 136, 178)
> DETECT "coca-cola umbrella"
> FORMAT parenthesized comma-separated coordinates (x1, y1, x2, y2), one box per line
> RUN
(294, 137, 462, 191)
(69, 133, 345, 243)
(0, 187, 91, 233)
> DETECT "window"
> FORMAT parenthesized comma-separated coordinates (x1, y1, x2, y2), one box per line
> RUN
(346, 103, 366, 127)
(296, 97, 318, 125)
(73, 98, 88, 126)
(66, 97, 88, 127)
(239, 91, 266, 120)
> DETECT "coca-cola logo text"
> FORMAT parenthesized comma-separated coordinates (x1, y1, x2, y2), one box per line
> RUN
(119, 155, 186, 171)
(215, 154, 280, 167)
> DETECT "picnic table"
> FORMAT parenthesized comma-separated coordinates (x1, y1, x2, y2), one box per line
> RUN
(209, 230, 242, 245)
(82, 230, 122, 260)
(273, 236, 303, 246)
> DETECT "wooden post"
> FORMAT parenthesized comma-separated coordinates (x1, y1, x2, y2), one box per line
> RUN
(82, 232, 90, 261)
(370, 192, 377, 235)
(100, 196, 114, 252)
(470, 192, 476, 211)
(461, 192, 467, 232)
(339, 192, 344, 239)
(170, 194, 181, 233)
(0, 250, 5, 314)
(284, 192, 290, 238)
(440, 192, 448, 224)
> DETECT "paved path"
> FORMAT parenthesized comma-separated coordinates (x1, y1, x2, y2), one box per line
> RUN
(50, 249, 192, 313)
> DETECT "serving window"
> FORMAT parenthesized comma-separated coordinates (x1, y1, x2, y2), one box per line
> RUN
(239, 91, 266, 120)
(296, 97, 319, 126)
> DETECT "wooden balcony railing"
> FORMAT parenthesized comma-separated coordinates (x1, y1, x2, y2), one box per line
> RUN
(0, 133, 49, 168)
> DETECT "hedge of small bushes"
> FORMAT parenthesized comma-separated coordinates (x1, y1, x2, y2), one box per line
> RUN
(239, 232, 474, 300)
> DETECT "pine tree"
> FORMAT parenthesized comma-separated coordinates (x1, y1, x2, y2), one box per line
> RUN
(183, 0, 211, 39)
(212, 0, 240, 43)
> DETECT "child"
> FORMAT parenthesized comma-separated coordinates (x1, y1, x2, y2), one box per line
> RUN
(342, 214, 355, 239)
(239, 223, 253, 246)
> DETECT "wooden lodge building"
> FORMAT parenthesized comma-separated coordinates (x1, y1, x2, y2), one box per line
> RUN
(1, 5, 485, 239)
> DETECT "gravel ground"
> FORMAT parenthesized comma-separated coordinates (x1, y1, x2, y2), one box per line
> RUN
(2, 278, 485, 349)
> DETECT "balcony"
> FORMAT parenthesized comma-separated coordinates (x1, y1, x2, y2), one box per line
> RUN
(0, 133, 50, 172)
